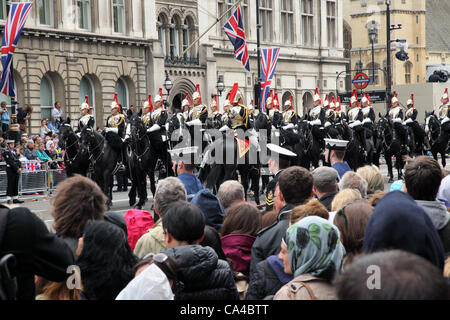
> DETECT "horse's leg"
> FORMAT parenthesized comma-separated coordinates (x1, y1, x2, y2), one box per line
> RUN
(386, 152, 394, 183)
(240, 168, 250, 202)
(128, 163, 137, 207)
(134, 169, 147, 209)
(251, 166, 261, 205)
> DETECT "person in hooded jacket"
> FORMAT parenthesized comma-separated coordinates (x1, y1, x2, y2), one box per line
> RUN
(363, 191, 445, 270)
(162, 201, 239, 300)
(0, 205, 75, 300)
(403, 156, 450, 256)
(191, 189, 226, 231)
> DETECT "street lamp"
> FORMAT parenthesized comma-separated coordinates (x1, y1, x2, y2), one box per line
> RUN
(367, 21, 379, 86)
(216, 75, 225, 97)
(163, 71, 173, 109)
(385, 0, 402, 113)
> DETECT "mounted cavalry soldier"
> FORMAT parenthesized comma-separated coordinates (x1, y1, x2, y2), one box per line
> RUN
(247, 100, 258, 129)
(77, 95, 95, 134)
(181, 92, 191, 122)
(104, 93, 127, 170)
(389, 91, 409, 152)
(147, 88, 169, 139)
(361, 92, 376, 141)
(438, 88, 450, 134)
(404, 93, 431, 152)
(186, 84, 208, 129)
(282, 95, 298, 129)
(308, 88, 326, 126)
(207, 94, 222, 130)
(219, 97, 232, 132)
(347, 89, 368, 159)
(271, 92, 283, 129)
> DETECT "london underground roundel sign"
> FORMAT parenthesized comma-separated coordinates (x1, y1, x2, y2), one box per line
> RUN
(352, 73, 370, 90)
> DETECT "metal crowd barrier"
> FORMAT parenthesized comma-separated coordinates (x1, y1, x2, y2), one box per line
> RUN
(0, 162, 67, 197)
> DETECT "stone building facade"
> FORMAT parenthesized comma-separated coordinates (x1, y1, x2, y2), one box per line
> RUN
(343, 0, 450, 88)
(1, 0, 347, 135)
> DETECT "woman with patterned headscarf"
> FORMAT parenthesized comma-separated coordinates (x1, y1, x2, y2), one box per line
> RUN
(274, 216, 345, 300)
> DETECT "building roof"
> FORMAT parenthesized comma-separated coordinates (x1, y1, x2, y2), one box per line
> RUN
(426, 0, 450, 52)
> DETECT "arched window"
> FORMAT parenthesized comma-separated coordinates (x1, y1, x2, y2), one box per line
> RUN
(169, 16, 180, 58)
(405, 61, 413, 84)
(80, 76, 94, 119)
(115, 78, 128, 110)
(282, 91, 292, 107)
(302, 91, 313, 115)
(40, 75, 54, 120)
(158, 14, 167, 56)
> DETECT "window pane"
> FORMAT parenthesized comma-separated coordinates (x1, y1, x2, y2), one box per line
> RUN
(80, 77, 93, 110)
(40, 76, 54, 120)
(115, 78, 127, 109)
(39, 0, 52, 25)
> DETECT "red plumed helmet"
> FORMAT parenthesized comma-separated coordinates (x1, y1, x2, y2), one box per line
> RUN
(228, 83, 239, 105)
(289, 95, 294, 110)
(85, 95, 91, 114)
(337, 96, 342, 111)
(148, 94, 154, 112)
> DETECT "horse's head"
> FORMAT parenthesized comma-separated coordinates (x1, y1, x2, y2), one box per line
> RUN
(128, 114, 146, 142)
(79, 125, 95, 154)
(254, 112, 270, 132)
(58, 118, 74, 148)
(377, 115, 393, 136)
(425, 111, 439, 135)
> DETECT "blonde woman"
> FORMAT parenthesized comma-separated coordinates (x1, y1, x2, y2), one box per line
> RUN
(356, 165, 384, 195)
(329, 189, 363, 224)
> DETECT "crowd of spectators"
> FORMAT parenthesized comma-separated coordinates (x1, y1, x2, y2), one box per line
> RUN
(0, 100, 64, 171)
(0, 98, 449, 301)
(2, 154, 449, 301)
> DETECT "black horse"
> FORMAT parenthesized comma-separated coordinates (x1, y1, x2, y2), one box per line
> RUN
(79, 126, 121, 208)
(378, 115, 405, 182)
(204, 128, 261, 205)
(425, 112, 448, 167)
(126, 114, 158, 209)
(297, 120, 324, 170)
(58, 118, 90, 177)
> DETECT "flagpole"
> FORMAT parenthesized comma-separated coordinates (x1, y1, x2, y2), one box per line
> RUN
(255, 0, 261, 111)
(180, 0, 243, 58)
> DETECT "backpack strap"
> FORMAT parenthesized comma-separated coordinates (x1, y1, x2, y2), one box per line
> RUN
(289, 281, 318, 300)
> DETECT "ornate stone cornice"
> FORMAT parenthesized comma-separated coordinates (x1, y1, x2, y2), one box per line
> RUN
(351, 9, 426, 18)
(0, 25, 152, 47)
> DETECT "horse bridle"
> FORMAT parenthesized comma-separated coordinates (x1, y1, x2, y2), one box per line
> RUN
(129, 121, 151, 162)
(61, 125, 81, 164)
(379, 119, 394, 151)
(85, 128, 105, 164)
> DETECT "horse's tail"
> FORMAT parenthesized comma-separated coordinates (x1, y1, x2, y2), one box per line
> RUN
(205, 163, 223, 190)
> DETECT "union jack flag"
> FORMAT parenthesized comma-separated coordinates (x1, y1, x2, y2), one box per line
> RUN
(259, 48, 280, 113)
(22, 160, 41, 172)
(223, 6, 250, 72)
(0, 2, 33, 97)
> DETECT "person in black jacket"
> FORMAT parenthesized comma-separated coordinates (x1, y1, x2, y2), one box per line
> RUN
(162, 201, 239, 300)
(250, 166, 314, 276)
(3, 140, 23, 204)
(0, 205, 75, 300)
